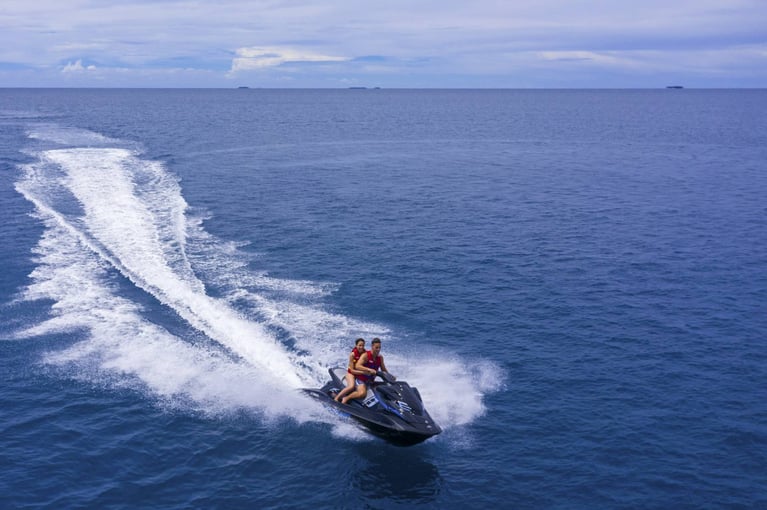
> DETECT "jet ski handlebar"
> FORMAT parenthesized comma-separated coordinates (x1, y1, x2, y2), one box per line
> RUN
(376, 370, 396, 384)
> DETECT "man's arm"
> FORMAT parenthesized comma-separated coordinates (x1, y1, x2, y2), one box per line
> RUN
(355, 352, 375, 375)
(348, 353, 364, 374)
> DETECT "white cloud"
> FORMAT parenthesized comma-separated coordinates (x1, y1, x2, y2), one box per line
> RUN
(61, 59, 96, 73)
(538, 51, 618, 63)
(230, 46, 349, 72)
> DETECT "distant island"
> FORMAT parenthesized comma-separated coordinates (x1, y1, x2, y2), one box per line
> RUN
(665, 85, 684, 89)
(348, 86, 381, 90)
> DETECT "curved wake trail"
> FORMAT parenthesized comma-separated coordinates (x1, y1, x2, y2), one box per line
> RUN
(43, 148, 302, 387)
(17, 140, 304, 395)
(14, 125, 500, 438)
(19, 218, 299, 416)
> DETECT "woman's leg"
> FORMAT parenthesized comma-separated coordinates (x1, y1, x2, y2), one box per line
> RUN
(334, 372, 356, 401)
(341, 383, 367, 405)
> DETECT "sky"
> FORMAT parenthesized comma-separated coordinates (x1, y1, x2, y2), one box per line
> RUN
(1, 0, 766, 88)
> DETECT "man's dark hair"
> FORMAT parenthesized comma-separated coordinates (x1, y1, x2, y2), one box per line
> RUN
(371, 338, 381, 345)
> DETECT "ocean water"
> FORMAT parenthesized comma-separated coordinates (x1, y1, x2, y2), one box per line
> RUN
(0, 88, 765, 509)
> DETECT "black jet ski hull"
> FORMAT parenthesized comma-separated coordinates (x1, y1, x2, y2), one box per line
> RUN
(303, 368, 441, 447)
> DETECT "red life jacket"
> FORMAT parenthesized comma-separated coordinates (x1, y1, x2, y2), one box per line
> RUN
(347, 348, 363, 374)
(357, 350, 382, 382)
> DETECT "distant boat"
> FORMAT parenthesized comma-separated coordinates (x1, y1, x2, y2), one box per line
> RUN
(237, 86, 250, 89)
(666, 85, 684, 89)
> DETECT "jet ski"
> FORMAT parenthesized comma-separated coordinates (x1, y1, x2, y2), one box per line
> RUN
(303, 367, 442, 446)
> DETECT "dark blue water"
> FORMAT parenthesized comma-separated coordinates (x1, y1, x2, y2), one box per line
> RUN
(1, 89, 766, 509)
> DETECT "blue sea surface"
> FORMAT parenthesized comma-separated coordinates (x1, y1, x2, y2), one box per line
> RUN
(1, 89, 765, 508)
